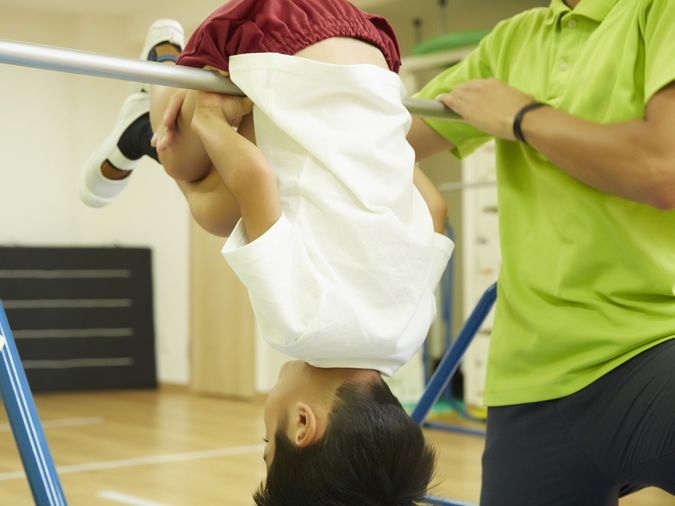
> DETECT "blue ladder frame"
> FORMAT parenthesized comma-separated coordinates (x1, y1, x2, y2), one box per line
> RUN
(0, 302, 67, 505)
(419, 283, 497, 506)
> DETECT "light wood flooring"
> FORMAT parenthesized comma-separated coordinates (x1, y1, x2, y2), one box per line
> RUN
(0, 387, 673, 505)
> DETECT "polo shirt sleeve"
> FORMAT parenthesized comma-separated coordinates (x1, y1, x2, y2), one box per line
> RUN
(221, 214, 329, 350)
(413, 29, 498, 159)
(642, 0, 675, 104)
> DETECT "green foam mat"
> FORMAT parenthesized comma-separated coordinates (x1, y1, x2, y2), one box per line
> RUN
(412, 30, 491, 56)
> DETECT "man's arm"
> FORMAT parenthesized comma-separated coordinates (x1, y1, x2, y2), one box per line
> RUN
(191, 91, 281, 241)
(438, 79, 675, 210)
(407, 116, 456, 162)
(523, 83, 675, 210)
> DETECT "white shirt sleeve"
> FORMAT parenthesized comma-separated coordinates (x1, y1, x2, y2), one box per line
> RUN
(222, 214, 335, 350)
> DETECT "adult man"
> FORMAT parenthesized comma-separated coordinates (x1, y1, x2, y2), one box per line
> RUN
(410, 0, 675, 504)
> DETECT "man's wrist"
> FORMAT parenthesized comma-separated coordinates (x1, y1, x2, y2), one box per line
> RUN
(513, 102, 549, 143)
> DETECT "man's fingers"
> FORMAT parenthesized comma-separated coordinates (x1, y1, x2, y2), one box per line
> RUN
(436, 92, 461, 112)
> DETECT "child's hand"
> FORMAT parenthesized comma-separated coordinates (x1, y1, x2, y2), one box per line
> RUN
(151, 89, 187, 152)
(192, 91, 253, 129)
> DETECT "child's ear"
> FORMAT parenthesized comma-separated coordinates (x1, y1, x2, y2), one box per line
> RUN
(292, 402, 320, 448)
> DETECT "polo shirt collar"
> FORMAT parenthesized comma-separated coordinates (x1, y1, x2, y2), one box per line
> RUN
(545, 0, 620, 25)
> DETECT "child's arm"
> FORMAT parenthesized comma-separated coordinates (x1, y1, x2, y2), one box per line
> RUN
(190, 91, 281, 241)
(414, 167, 448, 234)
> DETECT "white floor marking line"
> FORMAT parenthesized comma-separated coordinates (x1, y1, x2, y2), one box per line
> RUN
(0, 417, 104, 432)
(0, 444, 264, 481)
(98, 490, 171, 506)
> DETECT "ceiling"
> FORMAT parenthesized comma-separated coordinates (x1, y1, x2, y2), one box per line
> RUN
(0, 0, 543, 16)
(0, 0, 398, 15)
(0, 0, 407, 39)
(0, 0, 173, 15)
(0, 0, 546, 54)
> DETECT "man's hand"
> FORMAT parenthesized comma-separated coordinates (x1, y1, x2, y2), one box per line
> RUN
(437, 78, 535, 140)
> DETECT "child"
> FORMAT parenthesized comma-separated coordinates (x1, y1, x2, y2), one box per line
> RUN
(82, 1, 453, 504)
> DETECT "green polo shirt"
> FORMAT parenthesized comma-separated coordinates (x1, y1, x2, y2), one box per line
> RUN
(416, 0, 675, 406)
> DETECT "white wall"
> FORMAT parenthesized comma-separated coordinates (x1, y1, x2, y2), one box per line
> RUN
(0, 8, 191, 384)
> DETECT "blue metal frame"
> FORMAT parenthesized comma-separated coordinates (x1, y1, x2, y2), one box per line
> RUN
(424, 225, 489, 436)
(413, 283, 497, 425)
(0, 302, 67, 505)
(419, 284, 497, 506)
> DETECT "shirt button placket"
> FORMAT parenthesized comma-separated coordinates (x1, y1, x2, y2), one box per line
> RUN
(558, 14, 577, 72)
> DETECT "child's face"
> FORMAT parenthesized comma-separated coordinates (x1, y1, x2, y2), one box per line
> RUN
(262, 360, 307, 469)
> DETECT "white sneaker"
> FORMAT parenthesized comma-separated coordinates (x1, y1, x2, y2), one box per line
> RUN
(141, 19, 185, 62)
(79, 19, 184, 208)
(79, 92, 150, 207)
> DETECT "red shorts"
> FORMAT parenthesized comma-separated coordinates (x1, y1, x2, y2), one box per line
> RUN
(176, 0, 401, 73)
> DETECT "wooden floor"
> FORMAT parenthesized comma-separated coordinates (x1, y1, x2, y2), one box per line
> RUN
(0, 387, 673, 506)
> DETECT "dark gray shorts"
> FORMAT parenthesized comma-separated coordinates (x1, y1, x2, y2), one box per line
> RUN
(481, 339, 675, 506)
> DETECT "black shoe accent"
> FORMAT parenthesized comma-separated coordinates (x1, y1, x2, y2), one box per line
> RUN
(147, 145, 159, 163)
(117, 113, 157, 161)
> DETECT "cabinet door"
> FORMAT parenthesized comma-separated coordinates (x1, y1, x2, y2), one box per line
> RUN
(190, 222, 255, 399)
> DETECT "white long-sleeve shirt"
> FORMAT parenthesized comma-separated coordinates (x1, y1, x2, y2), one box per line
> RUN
(222, 53, 454, 376)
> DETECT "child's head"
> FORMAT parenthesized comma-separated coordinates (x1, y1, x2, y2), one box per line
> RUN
(255, 361, 436, 505)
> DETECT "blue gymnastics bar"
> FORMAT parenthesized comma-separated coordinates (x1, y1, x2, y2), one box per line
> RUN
(418, 284, 497, 506)
(0, 303, 67, 506)
(412, 283, 497, 426)
(0, 39, 463, 121)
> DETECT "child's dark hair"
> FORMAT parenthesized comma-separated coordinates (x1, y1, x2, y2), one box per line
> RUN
(253, 378, 436, 505)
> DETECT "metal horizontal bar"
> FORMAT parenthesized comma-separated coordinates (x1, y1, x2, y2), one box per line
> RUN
(403, 96, 461, 120)
(0, 39, 463, 121)
(0, 39, 243, 95)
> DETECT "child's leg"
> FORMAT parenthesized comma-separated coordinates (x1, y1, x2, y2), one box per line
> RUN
(79, 21, 186, 208)
(80, 20, 243, 236)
